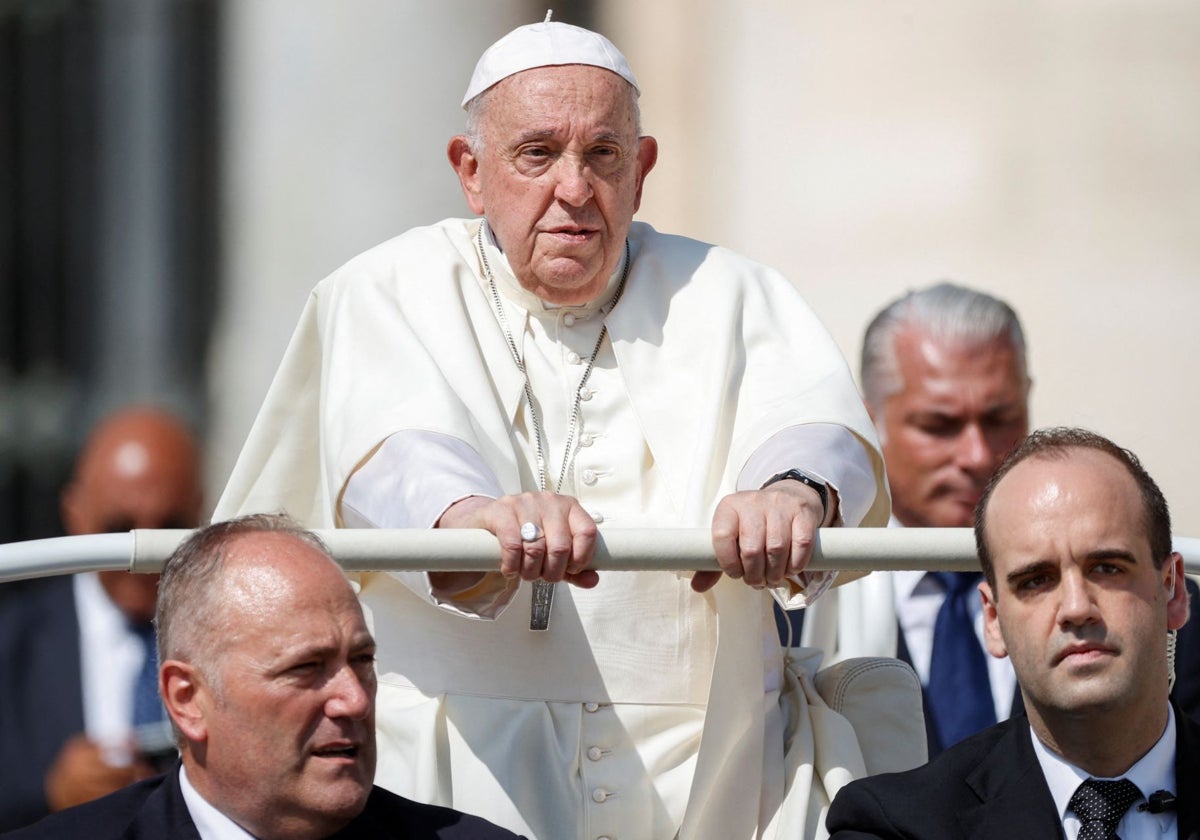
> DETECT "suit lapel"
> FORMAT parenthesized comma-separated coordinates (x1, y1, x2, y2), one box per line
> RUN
(124, 766, 201, 840)
(965, 704, 1200, 840)
(42, 580, 86, 762)
(964, 718, 1065, 840)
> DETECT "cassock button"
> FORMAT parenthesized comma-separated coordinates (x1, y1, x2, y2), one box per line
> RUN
(584, 701, 600, 712)
(590, 511, 604, 524)
(582, 469, 598, 486)
(591, 788, 609, 803)
(563, 313, 577, 327)
(579, 433, 594, 447)
(587, 746, 604, 761)
(579, 387, 593, 401)
(567, 351, 582, 365)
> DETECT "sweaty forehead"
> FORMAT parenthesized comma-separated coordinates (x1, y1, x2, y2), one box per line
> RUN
(484, 65, 637, 139)
(988, 450, 1145, 540)
(218, 551, 364, 647)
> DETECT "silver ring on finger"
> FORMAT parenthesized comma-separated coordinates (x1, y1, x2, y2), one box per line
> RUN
(520, 521, 542, 542)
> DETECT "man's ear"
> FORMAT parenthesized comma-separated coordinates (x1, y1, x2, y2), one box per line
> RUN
(980, 579, 1009, 659)
(162, 661, 209, 744)
(631, 136, 658, 212)
(1166, 553, 1190, 632)
(448, 136, 485, 215)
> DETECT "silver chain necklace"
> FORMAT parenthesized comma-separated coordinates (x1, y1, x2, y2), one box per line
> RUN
(475, 222, 631, 629)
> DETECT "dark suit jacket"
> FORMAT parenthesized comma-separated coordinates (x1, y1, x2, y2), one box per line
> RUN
(826, 708, 1200, 839)
(896, 578, 1200, 757)
(0, 577, 85, 831)
(0, 765, 528, 839)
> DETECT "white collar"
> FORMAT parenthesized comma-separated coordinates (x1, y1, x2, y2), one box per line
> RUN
(178, 764, 257, 840)
(1031, 706, 1176, 833)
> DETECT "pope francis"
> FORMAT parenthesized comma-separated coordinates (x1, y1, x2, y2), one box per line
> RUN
(215, 16, 891, 840)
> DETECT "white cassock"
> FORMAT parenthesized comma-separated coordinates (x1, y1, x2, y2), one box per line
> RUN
(214, 218, 891, 840)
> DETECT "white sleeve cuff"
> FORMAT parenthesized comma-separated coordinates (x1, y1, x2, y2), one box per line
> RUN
(737, 423, 878, 527)
(341, 430, 504, 529)
(740, 423, 879, 604)
(341, 430, 516, 618)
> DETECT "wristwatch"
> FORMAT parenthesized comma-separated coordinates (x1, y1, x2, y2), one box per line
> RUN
(762, 468, 829, 520)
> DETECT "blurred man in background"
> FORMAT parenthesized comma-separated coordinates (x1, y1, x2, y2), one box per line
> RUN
(0, 406, 204, 830)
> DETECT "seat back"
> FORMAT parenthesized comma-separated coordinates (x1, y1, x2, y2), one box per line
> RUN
(813, 656, 928, 775)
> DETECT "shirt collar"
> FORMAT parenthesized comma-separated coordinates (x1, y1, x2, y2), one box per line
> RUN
(178, 764, 257, 840)
(74, 572, 143, 750)
(884, 517, 935, 601)
(479, 218, 626, 316)
(1031, 706, 1176, 831)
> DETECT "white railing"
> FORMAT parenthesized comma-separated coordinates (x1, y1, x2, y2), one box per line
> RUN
(3, 529, 1200, 583)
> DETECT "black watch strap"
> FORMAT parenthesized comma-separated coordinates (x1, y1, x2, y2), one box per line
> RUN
(762, 469, 829, 520)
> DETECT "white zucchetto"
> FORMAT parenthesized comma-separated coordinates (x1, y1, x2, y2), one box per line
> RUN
(461, 14, 640, 108)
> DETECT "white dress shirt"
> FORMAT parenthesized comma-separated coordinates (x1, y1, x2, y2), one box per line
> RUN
(178, 764, 256, 840)
(1032, 706, 1177, 840)
(74, 573, 148, 765)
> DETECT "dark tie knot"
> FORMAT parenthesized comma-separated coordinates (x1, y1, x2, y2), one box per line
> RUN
(1070, 778, 1142, 839)
(933, 570, 983, 596)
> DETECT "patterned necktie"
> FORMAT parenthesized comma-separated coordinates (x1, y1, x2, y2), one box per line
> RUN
(131, 621, 165, 726)
(1069, 778, 1142, 840)
(925, 571, 996, 749)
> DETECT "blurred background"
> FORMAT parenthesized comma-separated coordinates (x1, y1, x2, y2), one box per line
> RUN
(3, 0, 1198, 543)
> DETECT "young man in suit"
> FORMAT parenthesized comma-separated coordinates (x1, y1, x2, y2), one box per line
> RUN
(3, 514, 524, 839)
(827, 427, 1199, 839)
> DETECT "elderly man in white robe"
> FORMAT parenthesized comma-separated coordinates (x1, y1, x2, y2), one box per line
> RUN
(215, 17, 890, 840)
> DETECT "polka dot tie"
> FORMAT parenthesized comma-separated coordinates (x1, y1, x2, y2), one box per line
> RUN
(1069, 778, 1142, 840)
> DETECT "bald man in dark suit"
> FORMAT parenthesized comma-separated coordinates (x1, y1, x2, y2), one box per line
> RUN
(828, 429, 1200, 839)
(4, 515, 523, 840)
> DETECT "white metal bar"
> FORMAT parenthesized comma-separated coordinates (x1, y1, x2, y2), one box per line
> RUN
(0, 533, 133, 582)
(3, 529, 1200, 584)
